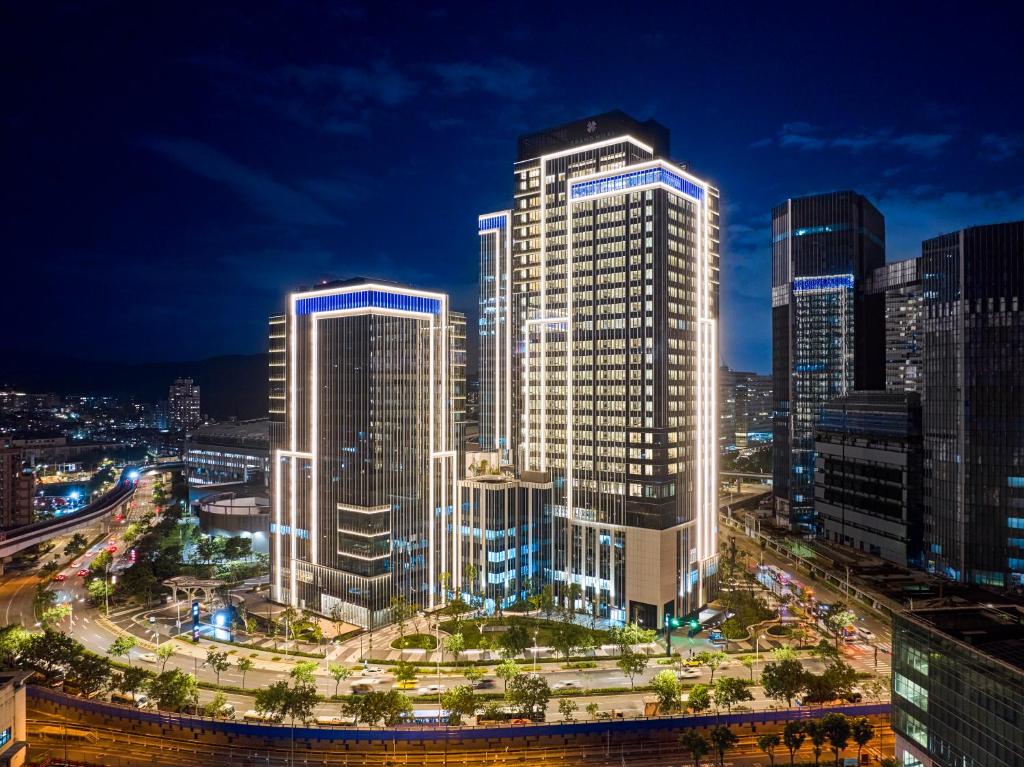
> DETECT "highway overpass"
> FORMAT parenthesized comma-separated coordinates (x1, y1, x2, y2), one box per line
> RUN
(0, 462, 183, 561)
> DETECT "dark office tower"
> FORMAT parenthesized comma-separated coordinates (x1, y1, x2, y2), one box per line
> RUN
(269, 278, 464, 627)
(815, 390, 923, 567)
(477, 211, 513, 461)
(510, 111, 720, 626)
(869, 258, 924, 393)
(922, 221, 1024, 588)
(771, 191, 885, 532)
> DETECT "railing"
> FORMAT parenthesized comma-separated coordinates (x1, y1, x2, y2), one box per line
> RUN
(29, 685, 890, 743)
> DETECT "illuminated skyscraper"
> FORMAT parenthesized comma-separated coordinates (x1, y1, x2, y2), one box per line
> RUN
(870, 257, 924, 394)
(477, 211, 513, 461)
(168, 377, 202, 431)
(483, 111, 720, 626)
(269, 278, 463, 627)
(771, 191, 885, 532)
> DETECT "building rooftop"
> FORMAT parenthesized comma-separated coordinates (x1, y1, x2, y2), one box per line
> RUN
(187, 418, 269, 447)
(517, 109, 670, 162)
(905, 604, 1024, 674)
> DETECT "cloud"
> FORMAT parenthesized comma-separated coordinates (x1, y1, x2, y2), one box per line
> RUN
(877, 185, 1024, 260)
(753, 124, 953, 156)
(280, 61, 419, 106)
(980, 133, 1023, 161)
(430, 58, 543, 99)
(141, 137, 344, 227)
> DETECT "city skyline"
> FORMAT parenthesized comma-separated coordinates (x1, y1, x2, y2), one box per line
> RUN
(5, 3, 1024, 375)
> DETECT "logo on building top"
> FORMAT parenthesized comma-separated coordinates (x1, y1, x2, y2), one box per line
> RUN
(586, 120, 597, 134)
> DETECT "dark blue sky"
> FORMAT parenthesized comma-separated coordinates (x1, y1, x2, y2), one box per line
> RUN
(4, 2, 1023, 374)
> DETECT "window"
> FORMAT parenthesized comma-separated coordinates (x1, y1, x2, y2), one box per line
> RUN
(894, 672, 928, 711)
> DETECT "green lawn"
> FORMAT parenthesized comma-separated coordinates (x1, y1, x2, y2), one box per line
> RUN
(391, 633, 438, 650)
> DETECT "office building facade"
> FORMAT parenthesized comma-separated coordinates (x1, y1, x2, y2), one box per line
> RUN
(922, 222, 1024, 588)
(478, 211, 513, 462)
(814, 390, 923, 566)
(484, 111, 719, 627)
(892, 605, 1024, 767)
(870, 257, 924, 394)
(185, 419, 270, 488)
(269, 278, 464, 627)
(771, 191, 885, 532)
(720, 367, 772, 451)
(168, 377, 202, 431)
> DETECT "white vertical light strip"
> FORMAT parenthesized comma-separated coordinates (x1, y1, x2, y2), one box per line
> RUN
(539, 156, 548, 473)
(428, 312, 436, 609)
(504, 216, 512, 459)
(523, 324, 530, 470)
(273, 450, 282, 598)
(310, 317, 318, 565)
(565, 179, 575, 589)
(289, 296, 298, 607)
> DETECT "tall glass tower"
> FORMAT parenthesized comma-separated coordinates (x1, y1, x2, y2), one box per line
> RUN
(922, 221, 1024, 588)
(269, 278, 464, 627)
(480, 111, 721, 627)
(477, 210, 513, 462)
(771, 191, 885, 532)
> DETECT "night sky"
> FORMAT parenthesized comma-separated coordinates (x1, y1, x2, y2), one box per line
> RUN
(4, 2, 1023, 374)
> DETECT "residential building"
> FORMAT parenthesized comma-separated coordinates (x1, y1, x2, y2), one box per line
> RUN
(922, 221, 1024, 588)
(490, 110, 720, 626)
(814, 390, 923, 566)
(185, 419, 270, 488)
(0, 447, 34, 530)
(892, 605, 1024, 767)
(168, 377, 202, 431)
(870, 257, 924, 393)
(269, 278, 464, 627)
(477, 211, 513, 463)
(771, 191, 885, 532)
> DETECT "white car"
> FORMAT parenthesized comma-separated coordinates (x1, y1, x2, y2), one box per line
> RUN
(418, 684, 447, 695)
(676, 668, 701, 679)
(360, 666, 383, 676)
(553, 680, 580, 690)
(857, 627, 876, 641)
(138, 653, 158, 664)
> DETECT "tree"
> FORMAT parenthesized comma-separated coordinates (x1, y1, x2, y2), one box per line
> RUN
(558, 698, 578, 722)
(805, 720, 827, 766)
(851, 716, 875, 762)
(20, 629, 82, 677)
(64, 533, 88, 556)
(783, 721, 807, 766)
(496, 658, 521, 691)
(822, 660, 858, 700)
(443, 632, 465, 664)
(738, 653, 756, 681)
(649, 669, 682, 713)
(89, 550, 112, 575)
(441, 685, 479, 725)
(255, 680, 290, 722)
(148, 669, 199, 712)
(283, 682, 319, 726)
(69, 653, 112, 698)
(802, 671, 838, 704)
(586, 702, 600, 719)
(86, 578, 112, 606)
(343, 689, 412, 727)
(498, 623, 530, 659)
(205, 691, 232, 718)
(771, 644, 798, 662)
(289, 659, 318, 685)
(329, 662, 351, 697)
(821, 603, 856, 649)
(616, 647, 649, 689)
(108, 636, 137, 667)
(694, 650, 727, 682)
(708, 726, 739, 767)
(812, 638, 840, 664)
(551, 621, 588, 661)
(678, 731, 711, 767)
(205, 648, 230, 686)
(757, 733, 781, 766)
(0, 625, 29, 666)
(821, 712, 851, 766)
(156, 643, 174, 673)
(861, 677, 887, 703)
(506, 673, 550, 720)
(394, 660, 418, 684)
(462, 665, 483, 685)
(686, 683, 712, 714)
(713, 676, 753, 713)
(117, 665, 150, 696)
(761, 658, 806, 707)
(40, 604, 71, 630)
(32, 584, 57, 616)
(612, 621, 656, 651)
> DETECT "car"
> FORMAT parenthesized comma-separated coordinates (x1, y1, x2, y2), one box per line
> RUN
(676, 668, 701, 679)
(53, 574, 66, 582)
(418, 684, 447, 695)
(684, 658, 702, 667)
(350, 682, 376, 694)
(360, 666, 383, 676)
(474, 679, 496, 690)
(76, 569, 89, 578)
(395, 680, 418, 690)
(857, 627, 875, 641)
(71, 561, 82, 568)
(138, 653, 158, 664)
(315, 715, 355, 726)
(553, 680, 579, 690)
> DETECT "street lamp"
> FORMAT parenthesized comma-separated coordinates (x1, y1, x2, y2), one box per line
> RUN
(532, 631, 539, 671)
